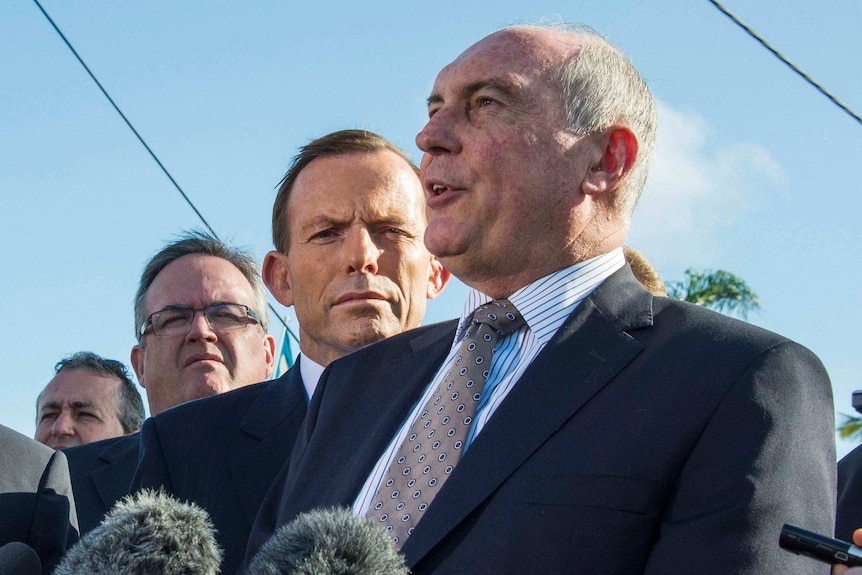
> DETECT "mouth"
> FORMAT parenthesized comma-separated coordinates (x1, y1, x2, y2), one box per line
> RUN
(334, 291, 389, 306)
(424, 178, 461, 204)
(184, 354, 224, 368)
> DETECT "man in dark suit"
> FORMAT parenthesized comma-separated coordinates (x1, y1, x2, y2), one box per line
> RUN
(64, 229, 277, 534)
(1, 423, 78, 574)
(132, 130, 450, 575)
(245, 25, 835, 574)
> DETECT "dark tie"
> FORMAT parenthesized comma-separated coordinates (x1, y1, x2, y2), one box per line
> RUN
(368, 299, 526, 547)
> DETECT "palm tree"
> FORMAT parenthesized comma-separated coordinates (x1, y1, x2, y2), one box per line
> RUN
(666, 269, 761, 319)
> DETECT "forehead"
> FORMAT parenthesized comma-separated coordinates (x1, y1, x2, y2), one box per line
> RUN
(40, 368, 120, 407)
(146, 254, 256, 312)
(288, 151, 425, 230)
(434, 28, 581, 93)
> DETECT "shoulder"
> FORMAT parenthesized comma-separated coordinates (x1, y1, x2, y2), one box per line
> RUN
(331, 320, 458, 367)
(0, 425, 58, 491)
(64, 434, 139, 475)
(152, 378, 278, 426)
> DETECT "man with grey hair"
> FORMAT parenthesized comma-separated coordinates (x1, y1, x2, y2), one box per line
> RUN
(35, 351, 144, 450)
(65, 229, 275, 534)
(246, 24, 834, 574)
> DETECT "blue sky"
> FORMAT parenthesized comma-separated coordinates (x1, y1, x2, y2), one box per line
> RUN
(3, 1, 860, 457)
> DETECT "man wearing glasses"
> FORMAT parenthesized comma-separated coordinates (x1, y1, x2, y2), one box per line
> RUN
(130, 233, 275, 416)
(64, 230, 275, 534)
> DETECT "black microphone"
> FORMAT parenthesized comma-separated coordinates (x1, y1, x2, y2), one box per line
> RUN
(246, 507, 408, 575)
(0, 542, 42, 575)
(53, 489, 222, 575)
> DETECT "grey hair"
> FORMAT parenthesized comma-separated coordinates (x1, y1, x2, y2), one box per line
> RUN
(550, 23, 657, 220)
(37, 351, 145, 433)
(134, 229, 270, 343)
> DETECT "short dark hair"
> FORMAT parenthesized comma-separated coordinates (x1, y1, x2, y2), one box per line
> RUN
(37, 351, 146, 433)
(271, 130, 418, 254)
(134, 229, 269, 343)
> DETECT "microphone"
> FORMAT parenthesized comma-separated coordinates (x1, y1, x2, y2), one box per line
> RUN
(0, 542, 42, 575)
(246, 507, 408, 575)
(53, 489, 222, 575)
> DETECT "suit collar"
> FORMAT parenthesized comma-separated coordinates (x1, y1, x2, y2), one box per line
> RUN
(238, 368, 305, 439)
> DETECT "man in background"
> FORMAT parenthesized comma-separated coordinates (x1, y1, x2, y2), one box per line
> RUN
(64, 230, 275, 534)
(246, 24, 834, 574)
(35, 351, 144, 450)
(132, 129, 449, 575)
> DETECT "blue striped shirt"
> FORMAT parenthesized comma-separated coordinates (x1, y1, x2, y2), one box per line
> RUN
(353, 248, 626, 515)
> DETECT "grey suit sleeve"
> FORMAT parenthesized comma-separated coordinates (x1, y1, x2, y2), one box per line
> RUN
(644, 341, 835, 574)
(33, 450, 79, 574)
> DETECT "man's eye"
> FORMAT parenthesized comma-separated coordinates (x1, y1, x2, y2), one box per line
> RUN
(311, 230, 337, 240)
(158, 313, 188, 328)
(475, 97, 495, 107)
(39, 412, 57, 423)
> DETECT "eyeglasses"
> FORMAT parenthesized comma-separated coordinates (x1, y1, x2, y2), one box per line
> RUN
(139, 303, 261, 338)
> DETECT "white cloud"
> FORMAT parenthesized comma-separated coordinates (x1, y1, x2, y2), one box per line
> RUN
(627, 101, 784, 267)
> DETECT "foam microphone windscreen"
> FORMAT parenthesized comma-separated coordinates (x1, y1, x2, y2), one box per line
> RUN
(53, 488, 222, 575)
(0, 541, 42, 575)
(246, 506, 408, 575)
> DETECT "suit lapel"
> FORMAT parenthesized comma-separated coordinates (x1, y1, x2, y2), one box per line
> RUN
(90, 435, 140, 511)
(230, 368, 307, 525)
(402, 267, 654, 564)
(283, 321, 459, 515)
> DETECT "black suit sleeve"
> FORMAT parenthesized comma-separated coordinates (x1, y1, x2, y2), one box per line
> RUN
(644, 341, 835, 574)
(31, 450, 79, 575)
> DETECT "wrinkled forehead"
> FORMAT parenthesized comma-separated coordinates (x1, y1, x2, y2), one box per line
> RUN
(437, 27, 583, 86)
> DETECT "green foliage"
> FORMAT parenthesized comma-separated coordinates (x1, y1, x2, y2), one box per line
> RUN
(666, 268, 761, 319)
(838, 413, 862, 442)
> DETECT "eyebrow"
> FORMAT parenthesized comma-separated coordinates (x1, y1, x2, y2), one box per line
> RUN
(426, 79, 517, 108)
(155, 301, 235, 312)
(38, 400, 95, 412)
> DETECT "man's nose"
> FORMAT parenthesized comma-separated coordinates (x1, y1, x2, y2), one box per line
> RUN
(416, 107, 461, 156)
(52, 411, 75, 437)
(186, 310, 218, 342)
(344, 228, 381, 274)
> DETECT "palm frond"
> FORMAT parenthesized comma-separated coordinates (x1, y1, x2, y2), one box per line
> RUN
(667, 268, 761, 319)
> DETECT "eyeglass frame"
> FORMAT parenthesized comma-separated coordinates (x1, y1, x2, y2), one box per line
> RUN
(138, 303, 262, 338)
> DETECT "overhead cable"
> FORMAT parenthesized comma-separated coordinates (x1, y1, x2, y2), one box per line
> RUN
(31, 0, 297, 341)
(708, 0, 861, 126)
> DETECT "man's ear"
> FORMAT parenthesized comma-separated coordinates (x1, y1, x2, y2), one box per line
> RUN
(426, 256, 451, 300)
(262, 333, 276, 379)
(582, 126, 638, 196)
(130, 345, 145, 389)
(262, 250, 294, 307)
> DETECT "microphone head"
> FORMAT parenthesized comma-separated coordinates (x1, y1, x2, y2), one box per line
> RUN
(54, 488, 222, 575)
(0, 542, 42, 575)
(246, 507, 408, 575)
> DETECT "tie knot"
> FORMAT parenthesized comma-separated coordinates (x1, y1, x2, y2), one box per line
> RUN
(471, 299, 525, 339)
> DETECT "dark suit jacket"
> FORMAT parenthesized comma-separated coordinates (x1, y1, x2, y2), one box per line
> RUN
(246, 266, 835, 575)
(836, 444, 862, 540)
(132, 366, 306, 575)
(63, 433, 140, 534)
(0, 424, 79, 575)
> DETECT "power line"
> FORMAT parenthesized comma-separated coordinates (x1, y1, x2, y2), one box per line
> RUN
(31, 0, 298, 344)
(708, 0, 861, 127)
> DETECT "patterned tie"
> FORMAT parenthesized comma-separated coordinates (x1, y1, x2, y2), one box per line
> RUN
(368, 299, 526, 548)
